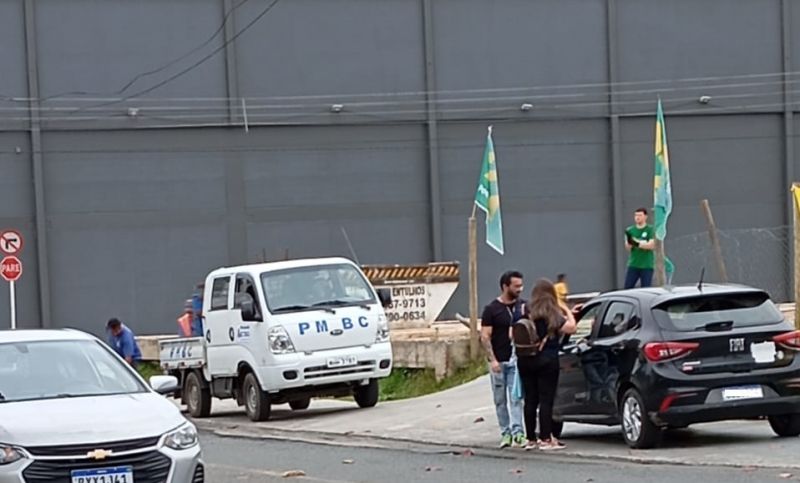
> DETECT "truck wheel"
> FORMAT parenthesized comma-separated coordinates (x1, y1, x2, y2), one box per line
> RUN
(620, 388, 661, 449)
(243, 373, 271, 422)
(354, 379, 379, 408)
(185, 372, 212, 418)
(289, 398, 311, 411)
(768, 414, 800, 437)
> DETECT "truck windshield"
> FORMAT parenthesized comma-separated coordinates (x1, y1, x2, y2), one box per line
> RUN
(0, 340, 148, 403)
(261, 263, 376, 313)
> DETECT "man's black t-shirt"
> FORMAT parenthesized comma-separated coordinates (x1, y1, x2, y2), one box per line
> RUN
(481, 298, 526, 362)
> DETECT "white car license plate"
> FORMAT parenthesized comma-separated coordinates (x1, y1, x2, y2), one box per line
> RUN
(722, 385, 764, 402)
(327, 355, 358, 368)
(71, 466, 134, 483)
(751, 341, 777, 364)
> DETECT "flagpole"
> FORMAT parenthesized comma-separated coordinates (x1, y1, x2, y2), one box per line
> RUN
(468, 203, 479, 359)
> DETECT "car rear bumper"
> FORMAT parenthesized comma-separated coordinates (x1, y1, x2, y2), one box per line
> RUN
(654, 395, 800, 427)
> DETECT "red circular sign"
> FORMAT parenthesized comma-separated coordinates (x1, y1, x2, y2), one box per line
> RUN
(1, 256, 22, 282)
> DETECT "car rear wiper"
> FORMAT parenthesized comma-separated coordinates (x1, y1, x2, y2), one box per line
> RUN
(695, 320, 734, 332)
(313, 299, 371, 311)
(272, 304, 335, 314)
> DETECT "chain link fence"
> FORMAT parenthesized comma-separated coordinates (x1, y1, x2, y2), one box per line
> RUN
(666, 226, 793, 302)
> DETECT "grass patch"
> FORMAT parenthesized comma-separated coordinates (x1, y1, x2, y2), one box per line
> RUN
(136, 361, 163, 381)
(379, 358, 488, 402)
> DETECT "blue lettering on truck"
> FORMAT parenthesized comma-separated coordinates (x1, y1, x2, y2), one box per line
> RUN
(298, 317, 370, 335)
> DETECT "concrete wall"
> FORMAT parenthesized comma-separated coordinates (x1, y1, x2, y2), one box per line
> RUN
(1, 0, 798, 335)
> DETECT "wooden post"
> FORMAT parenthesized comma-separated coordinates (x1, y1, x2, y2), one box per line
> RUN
(793, 183, 800, 329)
(654, 240, 666, 286)
(468, 212, 480, 359)
(701, 199, 728, 283)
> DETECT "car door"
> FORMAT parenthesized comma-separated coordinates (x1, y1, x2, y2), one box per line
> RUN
(231, 273, 264, 361)
(585, 299, 641, 417)
(555, 302, 605, 419)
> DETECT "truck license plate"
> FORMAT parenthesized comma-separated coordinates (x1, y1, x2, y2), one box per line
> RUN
(71, 466, 133, 483)
(327, 355, 358, 368)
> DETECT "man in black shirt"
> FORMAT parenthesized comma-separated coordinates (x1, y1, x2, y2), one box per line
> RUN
(481, 270, 526, 448)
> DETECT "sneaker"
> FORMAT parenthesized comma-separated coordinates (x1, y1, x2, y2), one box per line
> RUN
(512, 434, 527, 448)
(499, 434, 513, 449)
(523, 440, 538, 451)
(539, 439, 566, 451)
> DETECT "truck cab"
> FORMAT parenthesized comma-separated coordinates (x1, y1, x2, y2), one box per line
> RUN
(161, 257, 393, 421)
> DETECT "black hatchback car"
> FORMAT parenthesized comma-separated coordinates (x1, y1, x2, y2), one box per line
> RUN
(553, 284, 800, 448)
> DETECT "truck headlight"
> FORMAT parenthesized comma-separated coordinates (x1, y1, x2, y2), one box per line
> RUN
(376, 315, 390, 343)
(0, 444, 25, 465)
(269, 325, 296, 354)
(163, 423, 198, 450)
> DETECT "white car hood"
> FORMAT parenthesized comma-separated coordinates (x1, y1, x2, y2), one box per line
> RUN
(0, 392, 185, 447)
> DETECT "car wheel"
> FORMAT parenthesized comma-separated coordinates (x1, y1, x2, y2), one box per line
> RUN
(552, 420, 564, 439)
(185, 371, 212, 418)
(354, 379, 379, 408)
(620, 388, 661, 449)
(289, 398, 311, 411)
(768, 414, 800, 437)
(243, 373, 271, 422)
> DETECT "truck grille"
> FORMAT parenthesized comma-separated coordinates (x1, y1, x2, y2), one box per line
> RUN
(304, 361, 375, 380)
(26, 436, 161, 457)
(22, 450, 171, 483)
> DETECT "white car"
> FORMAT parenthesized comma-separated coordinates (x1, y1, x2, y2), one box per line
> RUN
(0, 329, 203, 483)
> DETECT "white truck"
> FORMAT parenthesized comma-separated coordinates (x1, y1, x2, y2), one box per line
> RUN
(159, 257, 394, 421)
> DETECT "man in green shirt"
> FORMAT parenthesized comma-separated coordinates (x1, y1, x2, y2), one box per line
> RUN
(624, 208, 656, 289)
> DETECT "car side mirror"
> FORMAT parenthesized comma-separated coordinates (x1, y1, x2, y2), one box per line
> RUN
(376, 288, 392, 309)
(150, 375, 179, 395)
(236, 293, 259, 321)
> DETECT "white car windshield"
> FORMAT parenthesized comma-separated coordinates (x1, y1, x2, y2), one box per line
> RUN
(261, 263, 376, 313)
(0, 340, 147, 403)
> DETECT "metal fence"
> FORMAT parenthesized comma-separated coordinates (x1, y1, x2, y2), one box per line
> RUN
(667, 226, 792, 302)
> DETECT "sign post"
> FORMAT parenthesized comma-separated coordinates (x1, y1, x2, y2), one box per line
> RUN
(0, 230, 24, 330)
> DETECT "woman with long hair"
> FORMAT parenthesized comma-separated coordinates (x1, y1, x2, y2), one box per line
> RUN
(516, 278, 577, 450)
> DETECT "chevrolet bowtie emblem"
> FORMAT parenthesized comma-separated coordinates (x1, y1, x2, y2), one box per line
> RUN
(86, 449, 113, 460)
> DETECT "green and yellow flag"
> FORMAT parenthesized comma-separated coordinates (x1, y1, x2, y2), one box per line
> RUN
(654, 99, 673, 241)
(474, 126, 504, 255)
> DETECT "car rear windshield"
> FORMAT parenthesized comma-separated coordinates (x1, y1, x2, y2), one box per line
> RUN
(652, 292, 784, 332)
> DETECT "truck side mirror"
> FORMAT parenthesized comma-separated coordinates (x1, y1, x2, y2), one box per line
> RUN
(376, 288, 392, 309)
(236, 293, 258, 321)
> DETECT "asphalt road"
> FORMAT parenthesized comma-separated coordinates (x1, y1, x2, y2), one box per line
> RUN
(199, 430, 794, 483)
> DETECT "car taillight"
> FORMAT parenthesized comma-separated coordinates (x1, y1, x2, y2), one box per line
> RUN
(773, 330, 800, 350)
(643, 342, 699, 362)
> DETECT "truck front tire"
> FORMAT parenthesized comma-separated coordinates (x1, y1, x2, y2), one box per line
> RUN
(185, 371, 212, 418)
(243, 373, 271, 422)
(354, 379, 379, 408)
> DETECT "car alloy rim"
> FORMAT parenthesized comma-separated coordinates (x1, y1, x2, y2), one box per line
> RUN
(247, 384, 258, 413)
(622, 396, 642, 442)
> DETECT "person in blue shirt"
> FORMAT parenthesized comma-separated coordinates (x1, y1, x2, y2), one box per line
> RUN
(191, 283, 205, 337)
(106, 318, 142, 367)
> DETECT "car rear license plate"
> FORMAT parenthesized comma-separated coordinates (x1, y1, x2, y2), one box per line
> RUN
(722, 385, 763, 401)
(751, 341, 777, 364)
(71, 466, 134, 483)
(327, 355, 358, 368)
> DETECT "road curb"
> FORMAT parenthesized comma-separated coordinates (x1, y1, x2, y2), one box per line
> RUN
(193, 419, 800, 470)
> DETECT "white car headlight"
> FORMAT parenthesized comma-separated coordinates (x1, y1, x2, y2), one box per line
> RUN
(268, 325, 296, 354)
(163, 423, 198, 450)
(376, 315, 390, 343)
(0, 445, 25, 465)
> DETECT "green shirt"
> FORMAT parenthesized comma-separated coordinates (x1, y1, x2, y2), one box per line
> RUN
(626, 224, 655, 269)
